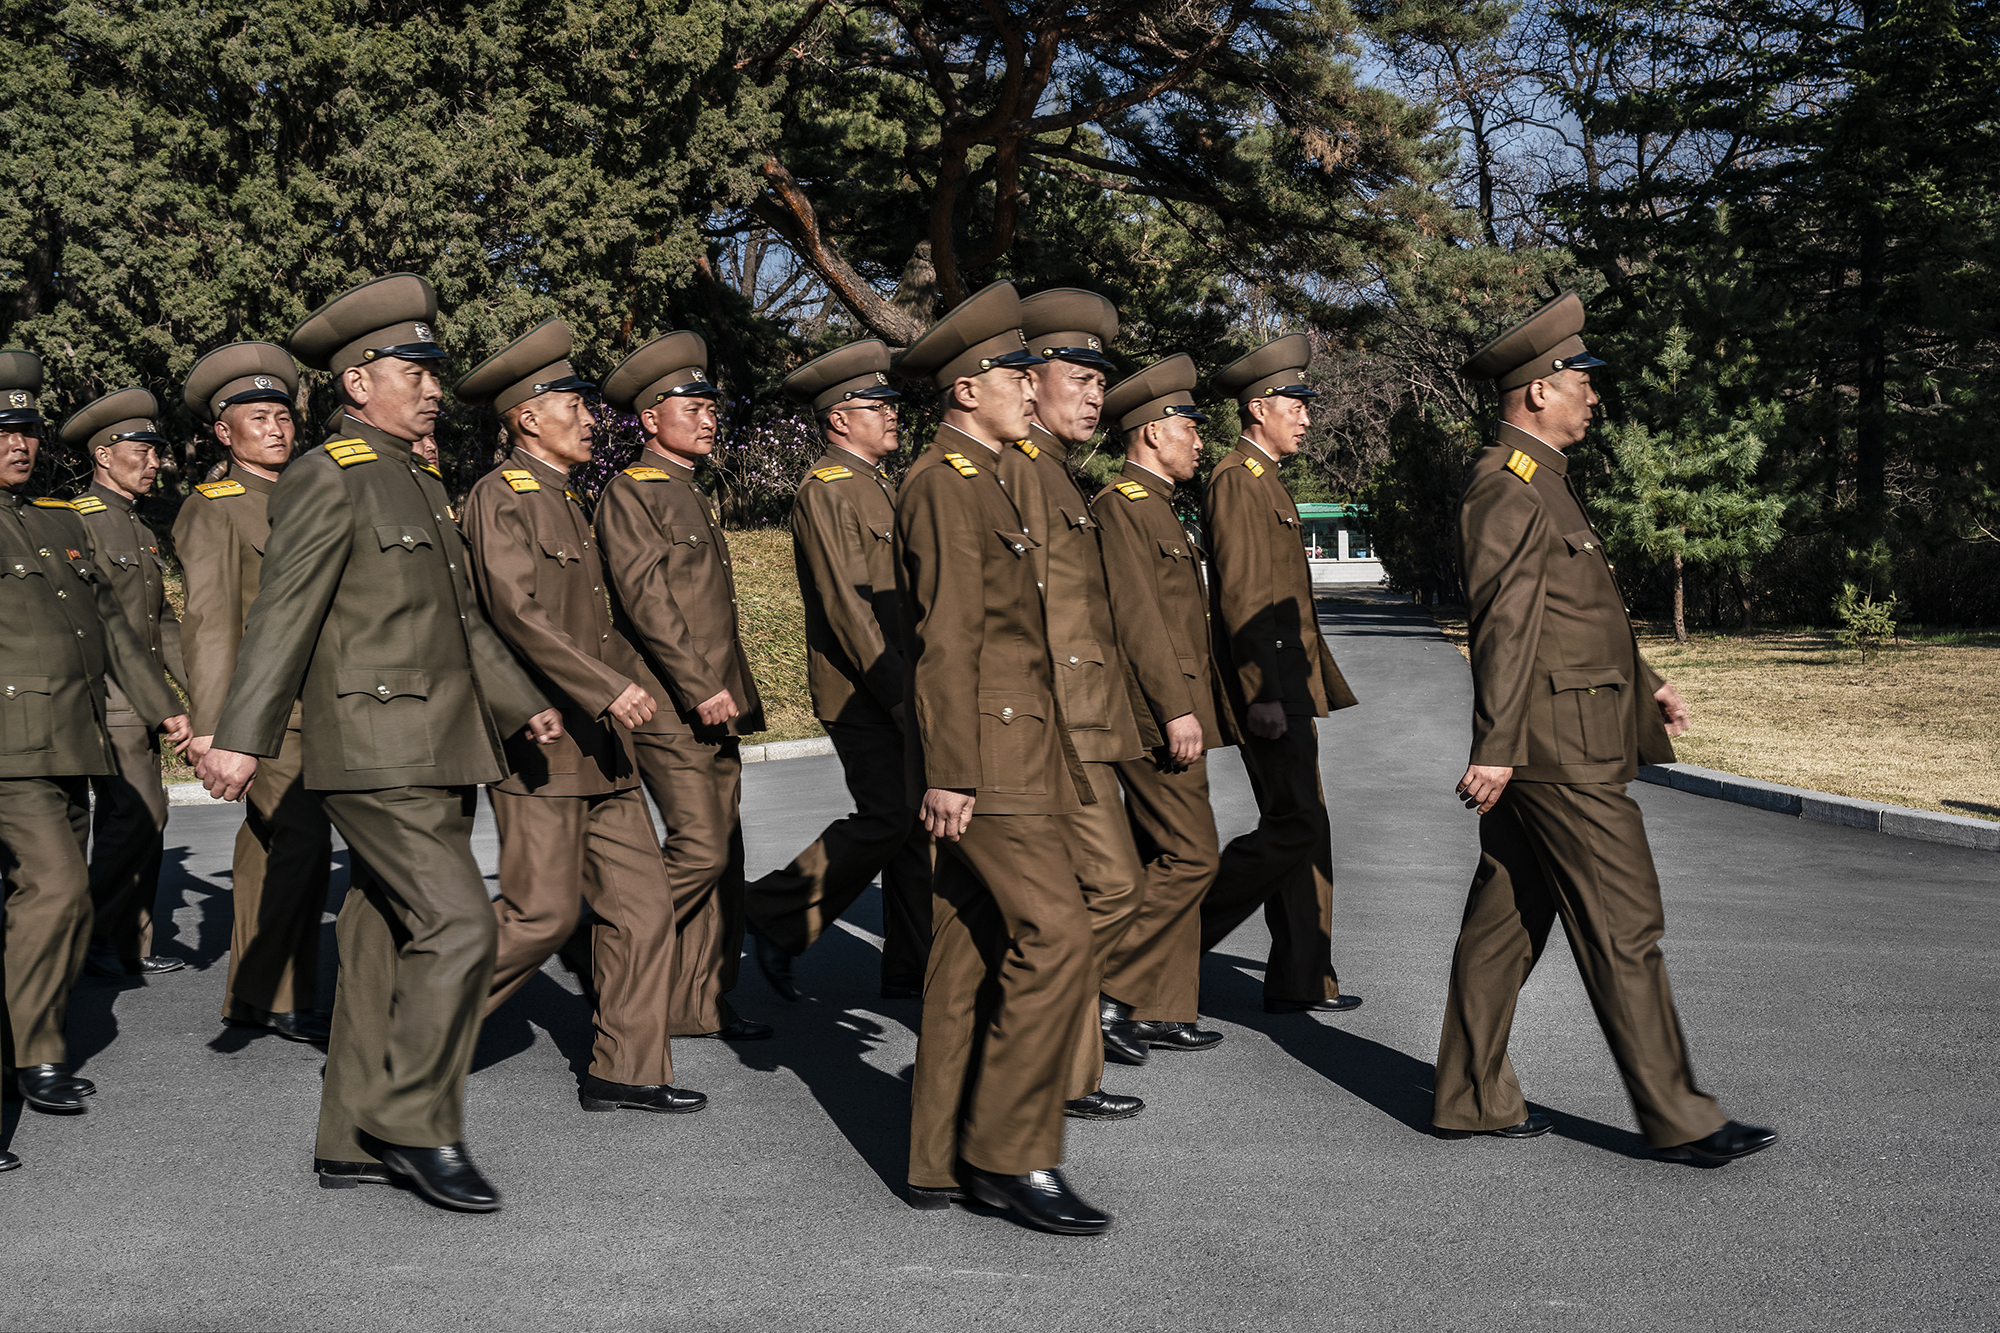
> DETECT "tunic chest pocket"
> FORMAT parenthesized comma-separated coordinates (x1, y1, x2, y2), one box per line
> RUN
(1052, 640, 1111, 730)
(1562, 529, 1604, 557)
(1275, 507, 1299, 529)
(333, 668, 436, 769)
(870, 521, 893, 543)
(670, 526, 707, 548)
(105, 548, 140, 571)
(1550, 665, 1629, 764)
(539, 536, 579, 566)
(994, 529, 1038, 559)
(977, 691, 1048, 795)
(1157, 538, 1191, 562)
(374, 524, 434, 554)
(0, 554, 44, 580)
(0, 676, 53, 754)
(1058, 505, 1094, 532)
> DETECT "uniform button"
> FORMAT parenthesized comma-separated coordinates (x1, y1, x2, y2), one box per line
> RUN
(1000, 707, 1014, 718)
(11, 563, 22, 572)
(37, 548, 49, 557)
(1013, 543, 1023, 552)
(2, 686, 12, 696)
(76, 629, 85, 637)
(56, 590, 66, 599)
(1068, 655, 1079, 664)
(1588, 687, 1598, 695)
(377, 685, 390, 695)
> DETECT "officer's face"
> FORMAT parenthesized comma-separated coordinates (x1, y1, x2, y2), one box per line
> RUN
(412, 434, 440, 468)
(1249, 394, 1311, 454)
(1541, 370, 1599, 445)
(0, 429, 35, 491)
(520, 392, 596, 468)
(957, 367, 1036, 443)
(345, 358, 443, 442)
(643, 395, 719, 464)
(95, 439, 161, 497)
(1153, 414, 1202, 482)
(826, 401, 899, 461)
(216, 402, 297, 475)
(1030, 362, 1106, 444)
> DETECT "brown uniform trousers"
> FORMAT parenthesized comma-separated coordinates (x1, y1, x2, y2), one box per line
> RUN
(899, 426, 1092, 1186)
(746, 448, 931, 985)
(174, 465, 331, 1020)
(0, 777, 93, 1065)
(597, 448, 765, 1036)
(463, 448, 681, 1085)
(1433, 425, 1724, 1147)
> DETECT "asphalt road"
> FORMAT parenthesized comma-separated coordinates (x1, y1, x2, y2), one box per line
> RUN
(1, 594, 1993, 1332)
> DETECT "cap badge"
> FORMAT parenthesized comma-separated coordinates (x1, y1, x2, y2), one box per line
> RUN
(413, 322, 433, 341)
(874, 372, 887, 385)
(1086, 336, 1101, 351)
(690, 368, 707, 382)
(253, 375, 273, 389)
(6, 391, 24, 408)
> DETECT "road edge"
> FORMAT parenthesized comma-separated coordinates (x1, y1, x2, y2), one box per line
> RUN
(1638, 762, 1999, 853)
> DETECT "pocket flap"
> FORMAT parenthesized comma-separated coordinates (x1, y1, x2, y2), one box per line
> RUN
(375, 523, 434, 552)
(1550, 666, 1628, 693)
(1275, 507, 1298, 527)
(869, 521, 893, 542)
(1055, 640, 1105, 670)
(670, 525, 707, 547)
(978, 692, 1045, 725)
(106, 549, 139, 566)
(336, 668, 431, 702)
(994, 529, 1038, 558)
(1157, 537, 1192, 560)
(1562, 529, 1605, 555)
(538, 536, 579, 564)
(0, 676, 51, 699)
(1058, 505, 1094, 531)
(0, 555, 44, 577)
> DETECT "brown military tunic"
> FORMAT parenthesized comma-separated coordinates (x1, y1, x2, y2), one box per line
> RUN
(901, 425, 1093, 1187)
(0, 489, 177, 1065)
(1091, 461, 1232, 1023)
(73, 481, 188, 967)
(173, 464, 332, 1020)
(461, 445, 679, 1086)
(744, 447, 931, 988)
(596, 447, 765, 1035)
(1198, 439, 1357, 1004)
(1434, 423, 1724, 1147)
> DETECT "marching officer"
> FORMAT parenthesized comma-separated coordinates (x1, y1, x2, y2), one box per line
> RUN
(1089, 356, 1231, 1054)
(1008, 289, 1149, 1118)
(0, 350, 187, 1124)
(196, 274, 557, 1211)
(1199, 334, 1363, 1014)
(746, 340, 932, 1002)
(59, 390, 190, 979)
(1437, 291, 1777, 1162)
(177, 344, 334, 1044)
(896, 282, 1110, 1236)
(596, 331, 771, 1042)
(454, 320, 702, 1116)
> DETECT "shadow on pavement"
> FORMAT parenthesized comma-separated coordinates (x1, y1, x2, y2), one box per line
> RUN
(154, 844, 231, 969)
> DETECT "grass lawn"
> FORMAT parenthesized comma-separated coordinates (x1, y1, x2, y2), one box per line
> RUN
(1429, 609, 2000, 825)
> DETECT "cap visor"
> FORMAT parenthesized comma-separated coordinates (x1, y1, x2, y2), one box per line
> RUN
(539, 375, 597, 396)
(218, 390, 295, 410)
(0, 410, 43, 426)
(1046, 348, 1116, 371)
(373, 342, 447, 361)
(1166, 405, 1209, 422)
(1274, 385, 1319, 399)
(847, 386, 901, 401)
(1564, 352, 1608, 370)
(989, 349, 1047, 370)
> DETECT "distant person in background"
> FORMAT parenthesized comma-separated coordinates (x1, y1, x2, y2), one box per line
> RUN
(412, 433, 441, 473)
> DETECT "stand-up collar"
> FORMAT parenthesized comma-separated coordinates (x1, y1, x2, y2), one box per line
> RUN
(1496, 421, 1568, 477)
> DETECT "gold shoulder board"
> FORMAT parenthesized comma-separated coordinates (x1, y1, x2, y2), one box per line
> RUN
(502, 469, 541, 493)
(1244, 456, 1266, 478)
(943, 451, 980, 478)
(1505, 449, 1538, 483)
(325, 439, 378, 467)
(68, 496, 108, 514)
(1014, 438, 1040, 461)
(195, 480, 247, 499)
(565, 488, 583, 506)
(419, 462, 443, 480)
(28, 497, 73, 509)
(1114, 480, 1149, 502)
(622, 466, 671, 482)
(811, 465, 854, 483)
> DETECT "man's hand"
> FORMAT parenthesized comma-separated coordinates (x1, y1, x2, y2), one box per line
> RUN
(1163, 713, 1204, 769)
(607, 684, 656, 730)
(695, 689, 739, 728)
(921, 787, 975, 842)
(1246, 699, 1288, 741)
(187, 734, 213, 765)
(161, 714, 192, 751)
(525, 709, 564, 746)
(197, 747, 259, 802)
(1458, 764, 1513, 815)
(1654, 681, 1691, 737)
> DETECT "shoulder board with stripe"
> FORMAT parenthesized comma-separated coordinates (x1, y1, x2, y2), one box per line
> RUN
(68, 496, 108, 514)
(419, 462, 443, 480)
(811, 465, 854, 483)
(1112, 480, 1150, 502)
(195, 479, 247, 499)
(565, 488, 583, 507)
(622, 465, 671, 482)
(1504, 449, 1538, 483)
(1014, 438, 1039, 461)
(28, 497, 73, 510)
(501, 469, 541, 493)
(943, 451, 979, 478)
(1242, 455, 1265, 478)
(325, 439, 378, 467)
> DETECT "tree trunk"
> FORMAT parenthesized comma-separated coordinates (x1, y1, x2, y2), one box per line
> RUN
(1672, 550, 1687, 643)
(1730, 563, 1754, 631)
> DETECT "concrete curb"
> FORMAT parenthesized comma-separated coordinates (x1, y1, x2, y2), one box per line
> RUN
(1637, 762, 2000, 853)
(164, 734, 839, 807)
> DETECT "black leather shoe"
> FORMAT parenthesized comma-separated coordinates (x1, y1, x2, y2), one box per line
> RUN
(1099, 996, 1149, 1067)
(1063, 1090, 1144, 1121)
(750, 930, 800, 1002)
(907, 1182, 971, 1211)
(1438, 1113, 1553, 1140)
(966, 1166, 1112, 1235)
(688, 1018, 774, 1041)
(62, 1072, 96, 1097)
(1659, 1121, 1779, 1163)
(134, 956, 186, 975)
(578, 1075, 707, 1114)
(1264, 994, 1363, 1014)
(376, 1142, 501, 1212)
(226, 1009, 332, 1044)
(1131, 1020, 1224, 1052)
(0, 1149, 19, 1172)
(17, 1065, 85, 1113)
(880, 978, 923, 1000)
(315, 1158, 396, 1188)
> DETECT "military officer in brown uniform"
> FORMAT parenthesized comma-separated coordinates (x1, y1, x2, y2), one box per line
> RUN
(177, 344, 336, 1044)
(197, 275, 558, 1211)
(1090, 356, 1230, 1054)
(58, 391, 191, 979)
(746, 340, 932, 1002)
(455, 320, 702, 1115)
(1436, 292, 1777, 1162)
(0, 351, 186, 1124)
(596, 332, 771, 1042)
(895, 282, 1110, 1236)
(1199, 334, 1362, 1014)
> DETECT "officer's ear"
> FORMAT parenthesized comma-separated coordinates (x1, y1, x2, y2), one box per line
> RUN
(1244, 397, 1267, 427)
(946, 376, 981, 414)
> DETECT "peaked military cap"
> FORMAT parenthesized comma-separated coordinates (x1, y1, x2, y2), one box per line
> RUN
(1019, 289, 1118, 371)
(1103, 354, 1208, 433)
(1214, 333, 1318, 405)
(1462, 290, 1606, 391)
(62, 388, 167, 453)
(784, 339, 900, 413)
(288, 273, 445, 375)
(455, 319, 594, 413)
(0, 349, 44, 426)
(604, 331, 717, 412)
(894, 282, 1046, 388)
(184, 342, 299, 423)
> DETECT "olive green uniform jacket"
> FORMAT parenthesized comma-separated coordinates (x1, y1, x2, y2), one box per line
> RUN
(791, 447, 904, 727)
(73, 482, 186, 720)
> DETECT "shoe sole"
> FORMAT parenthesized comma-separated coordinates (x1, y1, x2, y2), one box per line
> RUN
(1064, 1106, 1144, 1121)
(1146, 1039, 1223, 1052)
(379, 1153, 502, 1212)
(19, 1093, 85, 1114)
(907, 1185, 969, 1211)
(318, 1172, 397, 1189)
(966, 1178, 1112, 1235)
(578, 1096, 707, 1114)
(1659, 1136, 1778, 1163)
(0, 1157, 19, 1172)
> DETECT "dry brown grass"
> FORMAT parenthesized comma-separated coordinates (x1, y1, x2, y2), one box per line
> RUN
(1430, 609, 2000, 824)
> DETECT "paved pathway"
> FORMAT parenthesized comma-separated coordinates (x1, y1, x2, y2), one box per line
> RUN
(1, 596, 1992, 1331)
